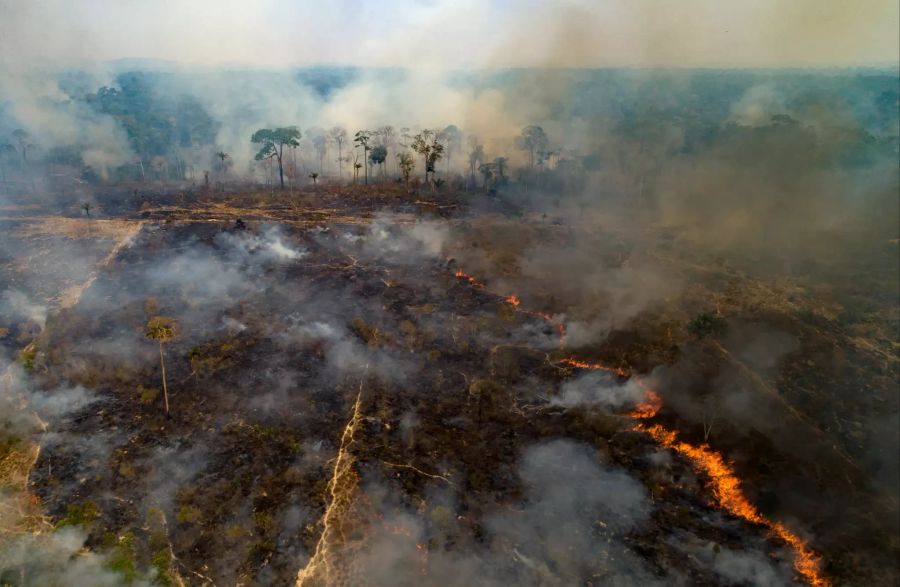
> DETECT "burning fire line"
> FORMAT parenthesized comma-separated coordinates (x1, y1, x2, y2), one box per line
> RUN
(453, 264, 829, 587)
(628, 392, 828, 587)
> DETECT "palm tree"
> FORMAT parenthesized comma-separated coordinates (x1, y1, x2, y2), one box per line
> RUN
(354, 130, 372, 185)
(215, 151, 230, 181)
(146, 317, 179, 418)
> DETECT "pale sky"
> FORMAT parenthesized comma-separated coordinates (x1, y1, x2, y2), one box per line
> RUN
(1, 0, 898, 70)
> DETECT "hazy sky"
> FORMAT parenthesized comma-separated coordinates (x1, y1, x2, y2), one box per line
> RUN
(1, 0, 898, 70)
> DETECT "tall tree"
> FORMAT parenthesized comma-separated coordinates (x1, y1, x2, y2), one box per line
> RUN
(411, 130, 445, 185)
(468, 141, 484, 187)
(397, 152, 415, 186)
(441, 125, 461, 174)
(375, 126, 396, 173)
(494, 157, 508, 185)
(478, 162, 495, 192)
(146, 316, 178, 418)
(12, 129, 34, 167)
(369, 145, 387, 179)
(215, 150, 230, 181)
(518, 125, 548, 170)
(251, 127, 301, 190)
(329, 127, 347, 179)
(354, 130, 372, 185)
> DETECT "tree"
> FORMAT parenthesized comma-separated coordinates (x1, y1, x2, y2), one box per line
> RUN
(251, 127, 301, 190)
(468, 141, 484, 187)
(411, 130, 445, 185)
(329, 127, 347, 179)
(369, 145, 387, 179)
(308, 172, 319, 185)
(215, 150, 230, 181)
(397, 152, 415, 186)
(12, 129, 34, 167)
(440, 125, 461, 174)
(354, 130, 372, 185)
(478, 162, 495, 192)
(518, 125, 548, 170)
(375, 126, 396, 173)
(146, 316, 178, 418)
(493, 157, 508, 185)
(81, 202, 93, 217)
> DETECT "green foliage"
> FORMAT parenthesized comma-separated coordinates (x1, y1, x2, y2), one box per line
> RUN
(138, 385, 159, 404)
(18, 347, 36, 374)
(146, 316, 178, 343)
(104, 532, 138, 583)
(251, 127, 301, 161)
(369, 144, 387, 166)
(517, 125, 549, 167)
(150, 548, 175, 586)
(56, 500, 100, 529)
(88, 72, 217, 162)
(687, 312, 728, 338)
(176, 505, 202, 524)
(397, 152, 415, 183)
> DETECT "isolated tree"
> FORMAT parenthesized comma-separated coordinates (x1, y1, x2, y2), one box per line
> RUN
(397, 152, 415, 186)
(354, 130, 372, 185)
(308, 172, 319, 185)
(146, 316, 178, 418)
(329, 127, 347, 179)
(215, 150, 230, 181)
(81, 202, 93, 217)
(369, 145, 387, 179)
(518, 125, 548, 170)
(251, 127, 301, 190)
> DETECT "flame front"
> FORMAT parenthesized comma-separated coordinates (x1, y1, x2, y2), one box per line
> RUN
(451, 262, 830, 587)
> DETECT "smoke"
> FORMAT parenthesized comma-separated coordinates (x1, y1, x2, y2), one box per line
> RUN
(0, 528, 153, 587)
(1, 288, 48, 329)
(551, 371, 645, 410)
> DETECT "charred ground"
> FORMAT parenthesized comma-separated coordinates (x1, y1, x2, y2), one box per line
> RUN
(1, 184, 897, 586)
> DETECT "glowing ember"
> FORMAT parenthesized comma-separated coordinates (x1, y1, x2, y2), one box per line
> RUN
(505, 294, 521, 307)
(560, 357, 630, 378)
(454, 269, 485, 288)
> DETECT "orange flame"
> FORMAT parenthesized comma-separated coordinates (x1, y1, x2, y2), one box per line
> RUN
(560, 357, 630, 378)
(454, 269, 485, 289)
(448, 262, 828, 587)
(631, 406, 827, 586)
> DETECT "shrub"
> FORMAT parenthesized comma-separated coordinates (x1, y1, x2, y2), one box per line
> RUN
(687, 312, 727, 338)
(56, 500, 100, 529)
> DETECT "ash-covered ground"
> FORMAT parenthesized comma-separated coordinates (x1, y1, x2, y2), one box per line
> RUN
(1, 186, 897, 586)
